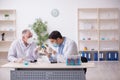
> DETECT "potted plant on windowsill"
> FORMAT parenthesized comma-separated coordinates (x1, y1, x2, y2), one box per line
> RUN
(29, 18, 49, 54)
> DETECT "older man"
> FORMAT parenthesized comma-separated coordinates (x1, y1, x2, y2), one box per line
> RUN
(8, 29, 38, 63)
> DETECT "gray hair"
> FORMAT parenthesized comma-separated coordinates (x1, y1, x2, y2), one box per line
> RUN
(22, 29, 30, 35)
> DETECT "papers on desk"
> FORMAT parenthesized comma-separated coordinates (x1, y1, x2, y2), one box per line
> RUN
(37, 56, 50, 63)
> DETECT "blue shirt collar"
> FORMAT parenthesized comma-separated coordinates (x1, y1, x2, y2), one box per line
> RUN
(59, 37, 66, 47)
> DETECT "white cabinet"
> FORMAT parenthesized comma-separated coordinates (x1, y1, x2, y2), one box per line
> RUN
(0, 10, 16, 61)
(78, 8, 119, 61)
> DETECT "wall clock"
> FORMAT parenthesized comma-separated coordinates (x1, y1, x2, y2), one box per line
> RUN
(51, 9, 59, 17)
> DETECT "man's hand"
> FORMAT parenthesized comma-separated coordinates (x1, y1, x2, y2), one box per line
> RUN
(15, 58, 24, 63)
(34, 46, 40, 54)
(52, 50, 56, 55)
(46, 47, 56, 55)
(44, 50, 51, 58)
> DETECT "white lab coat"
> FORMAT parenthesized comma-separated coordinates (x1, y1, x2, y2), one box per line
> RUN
(61, 37, 78, 56)
(50, 37, 78, 62)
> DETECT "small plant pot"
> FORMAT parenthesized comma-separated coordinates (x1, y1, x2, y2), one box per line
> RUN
(4, 14, 10, 20)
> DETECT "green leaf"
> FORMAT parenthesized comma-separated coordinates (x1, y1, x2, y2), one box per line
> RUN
(30, 18, 49, 47)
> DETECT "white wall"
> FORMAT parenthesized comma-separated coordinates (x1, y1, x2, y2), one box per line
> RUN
(0, 0, 120, 44)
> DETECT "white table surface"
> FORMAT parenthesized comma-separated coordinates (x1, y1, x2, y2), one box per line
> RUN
(1, 62, 95, 69)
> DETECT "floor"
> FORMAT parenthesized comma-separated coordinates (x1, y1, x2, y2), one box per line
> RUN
(0, 61, 120, 80)
(86, 61, 120, 80)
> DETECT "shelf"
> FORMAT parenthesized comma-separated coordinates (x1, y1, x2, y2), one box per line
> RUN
(0, 50, 8, 53)
(79, 40, 98, 42)
(0, 9, 16, 62)
(78, 8, 119, 61)
(0, 30, 15, 33)
(0, 41, 13, 43)
(99, 19, 119, 21)
(79, 29, 119, 31)
(79, 19, 97, 21)
(79, 50, 119, 52)
(78, 8, 98, 11)
(99, 50, 119, 51)
(0, 9, 16, 12)
(100, 40, 119, 42)
(79, 29, 98, 31)
(96, 61, 120, 62)
(0, 61, 8, 66)
(99, 8, 119, 11)
(89, 60, 120, 62)
(0, 20, 15, 22)
(79, 50, 98, 52)
(99, 29, 119, 31)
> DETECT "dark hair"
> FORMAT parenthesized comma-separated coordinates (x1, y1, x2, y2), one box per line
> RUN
(48, 31, 62, 39)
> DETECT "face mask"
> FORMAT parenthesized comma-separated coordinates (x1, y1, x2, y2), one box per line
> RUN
(53, 43, 59, 47)
(27, 38, 33, 44)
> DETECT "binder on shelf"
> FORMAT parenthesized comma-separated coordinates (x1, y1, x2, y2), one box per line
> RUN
(106, 51, 118, 61)
(114, 52, 118, 60)
(112, 52, 118, 61)
(106, 52, 112, 61)
(111, 52, 115, 60)
(84, 52, 87, 58)
(81, 51, 87, 57)
(94, 52, 98, 61)
(99, 52, 104, 61)
(87, 53, 91, 61)
(81, 51, 91, 61)
(81, 51, 85, 57)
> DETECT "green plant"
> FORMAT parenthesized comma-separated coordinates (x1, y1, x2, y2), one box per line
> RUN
(4, 14, 9, 17)
(30, 18, 49, 47)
